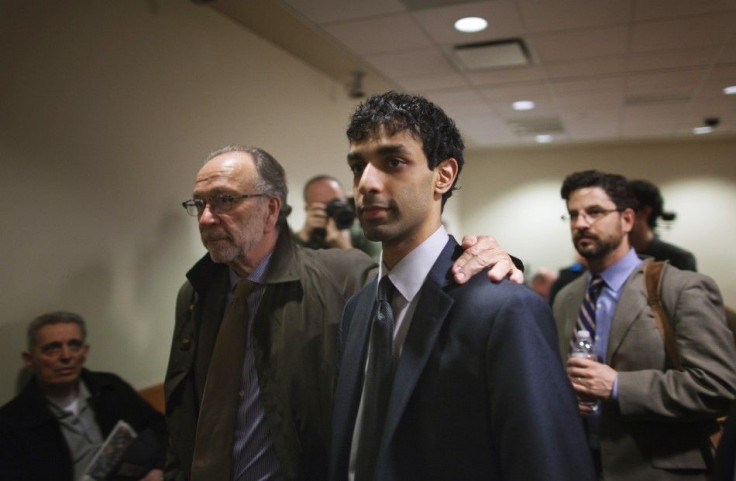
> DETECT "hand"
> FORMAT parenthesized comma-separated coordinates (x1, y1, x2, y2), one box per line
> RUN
(451, 235, 524, 285)
(566, 356, 617, 401)
(140, 469, 164, 481)
(299, 203, 352, 249)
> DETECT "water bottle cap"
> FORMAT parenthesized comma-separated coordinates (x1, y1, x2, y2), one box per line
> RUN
(576, 330, 591, 339)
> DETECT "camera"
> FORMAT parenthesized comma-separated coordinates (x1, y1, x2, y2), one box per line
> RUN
(325, 198, 355, 230)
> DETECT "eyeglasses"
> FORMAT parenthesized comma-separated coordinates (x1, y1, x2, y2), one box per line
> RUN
(182, 193, 266, 216)
(561, 208, 620, 224)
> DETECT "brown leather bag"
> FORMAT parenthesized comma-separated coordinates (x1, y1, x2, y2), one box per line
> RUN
(644, 261, 727, 449)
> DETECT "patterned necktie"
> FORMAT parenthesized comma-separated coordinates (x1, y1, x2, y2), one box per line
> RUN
(355, 276, 396, 481)
(191, 280, 255, 481)
(571, 275, 604, 349)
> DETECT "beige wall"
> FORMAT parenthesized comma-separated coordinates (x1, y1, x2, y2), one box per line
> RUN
(0, 0, 366, 404)
(459, 139, 736, 307)
(1, 1, 734, 405)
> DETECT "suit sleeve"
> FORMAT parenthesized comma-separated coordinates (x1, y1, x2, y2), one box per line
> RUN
(486, 287, 596, 481)
(617, 272, 736, 419)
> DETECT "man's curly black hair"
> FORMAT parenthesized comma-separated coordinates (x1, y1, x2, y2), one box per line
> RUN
(347, 91, 464, 208)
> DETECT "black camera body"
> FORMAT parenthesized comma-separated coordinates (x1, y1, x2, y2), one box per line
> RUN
(325, 198, 355, 230)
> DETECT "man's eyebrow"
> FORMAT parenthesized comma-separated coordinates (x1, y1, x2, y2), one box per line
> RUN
(376, 144, 407, 156)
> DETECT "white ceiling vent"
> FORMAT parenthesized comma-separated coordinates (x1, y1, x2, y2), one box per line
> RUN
(447, 38, 531, 71)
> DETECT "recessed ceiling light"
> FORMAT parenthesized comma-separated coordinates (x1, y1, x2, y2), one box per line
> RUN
(512, 100, 535, 111)
(693, 126, 713, 135)
(724, 85, 736, 95)
(535, 134, 553, 143)
(454, 17, 488, 33)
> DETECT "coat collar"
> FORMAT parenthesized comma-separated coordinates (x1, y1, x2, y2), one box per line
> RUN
(186, 228, 301, 292)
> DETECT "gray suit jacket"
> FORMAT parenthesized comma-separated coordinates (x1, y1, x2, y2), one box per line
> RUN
(553, 259, 736, 480)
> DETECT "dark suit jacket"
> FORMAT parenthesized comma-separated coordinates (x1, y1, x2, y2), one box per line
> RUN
(330, 237, 594, 481)
(553, 260, 736, 480)
(716, 400, 736, 480)
(0, 369, 166, 481)
(164, 231, 376, 480)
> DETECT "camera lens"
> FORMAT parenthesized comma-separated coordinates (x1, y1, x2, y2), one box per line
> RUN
(325, 199, 355, 230)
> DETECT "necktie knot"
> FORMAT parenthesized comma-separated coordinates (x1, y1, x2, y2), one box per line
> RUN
(377, 276, 395, 303)
(588, 276, 605, 302)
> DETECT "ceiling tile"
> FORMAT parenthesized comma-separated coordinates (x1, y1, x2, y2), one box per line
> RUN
(555, 89, 626, 108)
(365, 48, 456, 79)
(625, 68, 706, 89)
(532, 26, 629, 62)
(281, 0, 405, 24)
(633, 0, 736, 21)
(322, 13, 433, 55)
(550, 76, 625, 94)
(626, 47, 721, 72)
(517, 0, 633, 33)
(396, 72, 469, 91)
(630, 14, 736, 53)
(477, 81, 550, 101)
(545, 57, 627, 79)
(465, 65, 546, 86)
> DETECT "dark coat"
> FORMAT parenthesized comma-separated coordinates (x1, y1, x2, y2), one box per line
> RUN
(0, 369, 166, 481)
(329, 237, 593, 481)
(164, 232, 376, 480)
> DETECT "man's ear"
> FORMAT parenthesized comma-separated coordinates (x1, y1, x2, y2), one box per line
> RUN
(22, 351, 34, 371)
(264, 196, 282, 232)
(621, 207, 636, 233)
(435, 158, 458, 195)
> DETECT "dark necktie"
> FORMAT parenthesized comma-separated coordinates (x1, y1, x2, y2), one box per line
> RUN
(572, 275, 604, 348)
(191, 280, 255, 481)
(355, 276, 396, 481)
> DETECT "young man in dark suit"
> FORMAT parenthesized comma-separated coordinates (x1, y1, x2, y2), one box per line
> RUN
(329, 92, 593, 481)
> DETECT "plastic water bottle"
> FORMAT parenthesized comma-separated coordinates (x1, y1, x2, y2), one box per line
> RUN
(570, 330, 598, 408)
(570, 330, 597, 361)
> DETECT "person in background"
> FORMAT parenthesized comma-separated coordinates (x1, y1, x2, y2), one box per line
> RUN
(529, 266, 558, 301)
(628, 179, 697, 271)
(295, 174, 380, 261)
(548, 253, 588, 305)
(0, 311, 166, 481)
(553, 170, 736, 480)
(330, 91, 591, 481)
(165, 144, 522, 481)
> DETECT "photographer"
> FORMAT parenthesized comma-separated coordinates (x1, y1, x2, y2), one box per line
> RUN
(295, 175, 380, 260)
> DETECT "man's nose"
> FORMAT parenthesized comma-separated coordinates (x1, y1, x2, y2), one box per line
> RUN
(357, 163, 381, 195)
(198, 204, 219, 226)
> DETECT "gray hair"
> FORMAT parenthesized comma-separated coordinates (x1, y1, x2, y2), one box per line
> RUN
(206, 144, 293, 228)
(27, 311, 87, 350)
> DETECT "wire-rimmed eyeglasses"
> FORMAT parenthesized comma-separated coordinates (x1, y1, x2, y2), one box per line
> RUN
(561, 208, 620, 224)
(181, 193, 266, 216)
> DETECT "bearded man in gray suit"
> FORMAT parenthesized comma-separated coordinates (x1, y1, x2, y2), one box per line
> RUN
(553, 170, 736, 480)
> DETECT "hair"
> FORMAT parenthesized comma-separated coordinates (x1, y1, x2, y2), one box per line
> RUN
(347, 91, 464, 208)
(560, 170, 638, 211)
(27, 311, 87, 350)
(628, 179, 676, 229)
(206, 144, 293, 229)
(303, 174, 344, 201)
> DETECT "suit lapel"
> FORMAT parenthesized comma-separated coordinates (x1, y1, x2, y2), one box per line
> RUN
(607, 264, 649, 364)
(555, 275, 587, 357)
(332, 278, 379, 452)
(380, 239, 457, 452)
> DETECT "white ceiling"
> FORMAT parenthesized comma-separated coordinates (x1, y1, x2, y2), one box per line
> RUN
(211, 0, 736, 148)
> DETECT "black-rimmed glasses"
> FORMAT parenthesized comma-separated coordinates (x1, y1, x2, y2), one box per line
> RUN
(182, 193, 266, 216)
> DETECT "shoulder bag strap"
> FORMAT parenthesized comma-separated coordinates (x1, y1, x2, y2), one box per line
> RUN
(644, 260, 681, 368)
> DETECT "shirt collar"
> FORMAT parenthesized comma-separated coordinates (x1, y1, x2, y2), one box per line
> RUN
(596, 247, 642, 292)
(379, 226, 449, 303)
(228, 252, 273, 290)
